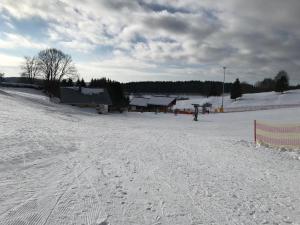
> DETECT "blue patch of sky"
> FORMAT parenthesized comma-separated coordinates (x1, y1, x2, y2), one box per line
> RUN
(8, 16, 50, 42)
(132, 34, 147, 44)
(93, 45, 114, 58)
(275, 29, 294, 42)
(202, 9, 220, 22)
(71, 45, 115, 62)
(152, 37, 176, 43)
(0, 47, 39, 58)
(138, 1, 191, 14)
(0, 18, 13, 33)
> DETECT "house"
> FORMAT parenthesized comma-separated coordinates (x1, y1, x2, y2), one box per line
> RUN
(130, 97, 150, 111)
(130, 96, 176, 112)
(60, 87, 112, 113)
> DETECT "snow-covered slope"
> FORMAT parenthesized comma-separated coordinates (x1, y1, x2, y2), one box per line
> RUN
(0, 87, 299, 225)
(175, 89, 300, 111)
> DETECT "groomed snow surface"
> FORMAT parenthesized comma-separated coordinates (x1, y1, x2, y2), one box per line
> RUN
(0, 88, 299, 225)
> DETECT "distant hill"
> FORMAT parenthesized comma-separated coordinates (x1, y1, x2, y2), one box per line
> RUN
(2, 77, 44, 85)
(1, 77, 43, 89)
(3, 77, 21, 83)
(175, 89, 300, 112)
(123, 80, 234, 96)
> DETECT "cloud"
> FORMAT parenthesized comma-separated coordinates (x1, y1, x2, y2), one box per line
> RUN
(0, 53, 23, 76)
(0, 53, 23, 67)
(0, 0, 300, 83)
(0, 32, 47, 49)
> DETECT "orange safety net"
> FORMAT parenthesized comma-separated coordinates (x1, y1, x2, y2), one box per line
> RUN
(255, 120, 300, 149)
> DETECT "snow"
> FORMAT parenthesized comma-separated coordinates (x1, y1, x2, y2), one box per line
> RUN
(175, 90, 300, 111)
(0, 87, 300, 225)
(81, 88, 104, 95)
(130, 97, 149, 107)
(147, 96, 176, 106)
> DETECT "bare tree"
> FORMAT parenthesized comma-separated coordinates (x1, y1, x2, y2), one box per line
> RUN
(37, 48, 77, 83)
(37, 48, 77, 96)
(21, 56, 40, 84)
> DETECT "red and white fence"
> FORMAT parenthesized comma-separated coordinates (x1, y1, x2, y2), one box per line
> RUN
(254, 120, 300, 150)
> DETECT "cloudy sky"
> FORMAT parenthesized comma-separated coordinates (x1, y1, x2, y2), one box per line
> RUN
(0, 0, 300, 84)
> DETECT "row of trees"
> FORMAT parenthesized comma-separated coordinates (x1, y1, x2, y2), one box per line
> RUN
(15, 49, 296, 102)
(60, 78, 87, 87)
(255, 70, 289, 93)
(123, 81, 233, 97)
(230, 70, 291, 100)
(123, 70, 292, 101)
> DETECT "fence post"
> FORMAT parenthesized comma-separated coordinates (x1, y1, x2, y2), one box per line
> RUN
(254, 120, 257, 145)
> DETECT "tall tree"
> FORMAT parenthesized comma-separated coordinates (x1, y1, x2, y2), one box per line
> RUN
(274, 70, 289, 93)
(37, 48, 77, 95)
(76, 79, 81, 87)
(230, 78, 242, 100)
(80, 78, 86, 87)
(20, 56, 40, 84)
(67, 78, 74, 86)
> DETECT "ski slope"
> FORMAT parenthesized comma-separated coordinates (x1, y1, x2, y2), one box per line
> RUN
(175, 90, 300, 111)
(0, 87, 299, 225)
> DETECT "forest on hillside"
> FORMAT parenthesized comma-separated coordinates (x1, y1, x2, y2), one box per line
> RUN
(123, 80, 257, 96)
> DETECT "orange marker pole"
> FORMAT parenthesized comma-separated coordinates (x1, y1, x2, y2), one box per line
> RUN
(254, 120, 257, 144)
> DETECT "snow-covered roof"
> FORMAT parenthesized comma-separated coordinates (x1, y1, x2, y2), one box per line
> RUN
(148, 96, 176, 106)
(130, 97, 149, 107)
(81, 88, 104, 95)
(130, 96, 176, 107)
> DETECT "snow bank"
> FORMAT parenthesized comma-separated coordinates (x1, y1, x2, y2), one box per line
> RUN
(175, 89, 300, 111)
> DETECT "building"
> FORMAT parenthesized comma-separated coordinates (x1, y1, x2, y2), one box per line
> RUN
(60, 87, 112, 113)
(130, 96, 176, 112)
(130, 97, 150, 111)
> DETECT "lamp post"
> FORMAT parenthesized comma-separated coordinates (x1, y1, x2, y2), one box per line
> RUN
(221, 66, 226, 111)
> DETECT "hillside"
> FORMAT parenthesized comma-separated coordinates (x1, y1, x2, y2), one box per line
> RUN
(0, 87, 299, 225)
(175, 89, 300, 111)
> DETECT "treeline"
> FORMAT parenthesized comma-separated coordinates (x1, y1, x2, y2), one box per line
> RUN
(230, 70, 297, 100)
(254, 70, 299, 92)
(124, 81, 233, 96)
(123, 70, 299, 96)
(6, 49, 300, 100)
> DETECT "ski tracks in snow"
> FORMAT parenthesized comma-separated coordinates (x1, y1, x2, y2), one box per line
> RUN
(0, 90, 299, 225)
